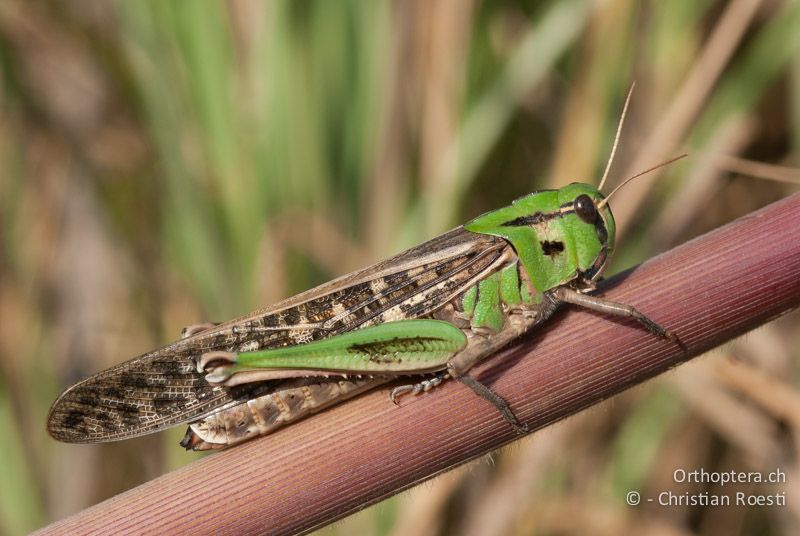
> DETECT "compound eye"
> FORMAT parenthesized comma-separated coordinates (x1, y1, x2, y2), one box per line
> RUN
(574, 194, 598, 224)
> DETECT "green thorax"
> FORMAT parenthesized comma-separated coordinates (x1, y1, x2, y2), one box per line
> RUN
(464, 183, 616, 294)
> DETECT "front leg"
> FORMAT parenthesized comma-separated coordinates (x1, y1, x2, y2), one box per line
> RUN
(553, 287, 682, 346)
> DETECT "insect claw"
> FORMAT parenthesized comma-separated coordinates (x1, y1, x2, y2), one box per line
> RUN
(389, 385, 414, 405)
(665, 330, 688, 355)
(512, 422, 530, 434)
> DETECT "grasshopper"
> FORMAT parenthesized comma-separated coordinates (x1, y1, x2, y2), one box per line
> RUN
(47, 90, 682, 451)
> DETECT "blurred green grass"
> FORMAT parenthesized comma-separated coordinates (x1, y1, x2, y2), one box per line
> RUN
(1, 1, 799, 534)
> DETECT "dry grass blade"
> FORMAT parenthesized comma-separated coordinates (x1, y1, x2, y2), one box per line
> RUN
(613, 0, 764, 233)
(714, 155, 800, 184)
(35, 194, 800, 535)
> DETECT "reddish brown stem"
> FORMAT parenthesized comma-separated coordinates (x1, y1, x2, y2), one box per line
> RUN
(36, 194, 800, 536)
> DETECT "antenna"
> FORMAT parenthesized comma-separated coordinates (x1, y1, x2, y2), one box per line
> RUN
(598, 82, 636, 193)
(597, 154, 688, 210)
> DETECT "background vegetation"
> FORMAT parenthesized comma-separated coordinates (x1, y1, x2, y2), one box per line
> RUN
(1, 0, 799, 534)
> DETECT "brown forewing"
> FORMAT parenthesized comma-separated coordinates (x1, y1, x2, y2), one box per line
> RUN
(47, 227, 510, 443)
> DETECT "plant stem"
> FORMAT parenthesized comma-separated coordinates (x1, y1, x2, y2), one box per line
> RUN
(36, 193, 800, 536)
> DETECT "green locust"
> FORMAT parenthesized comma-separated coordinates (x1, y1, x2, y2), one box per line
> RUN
(47, 96, 682, 451)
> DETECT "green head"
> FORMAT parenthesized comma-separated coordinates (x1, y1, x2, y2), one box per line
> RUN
(464, 183, 616, 293)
